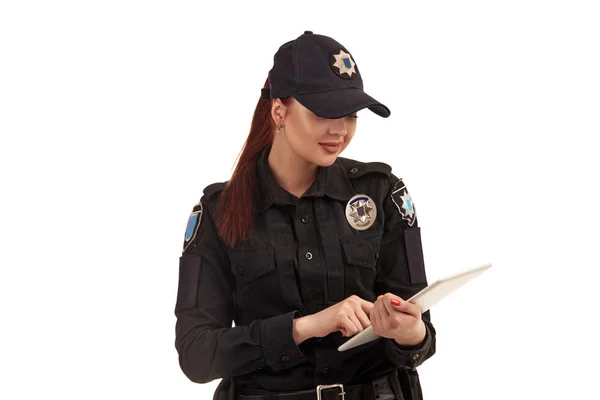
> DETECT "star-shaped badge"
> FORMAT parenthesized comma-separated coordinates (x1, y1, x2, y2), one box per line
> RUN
(346, 194, 377, 230)
(400, 191, 415, 221)
(391, 179, 417, 226)
(331, 49, 357, 79)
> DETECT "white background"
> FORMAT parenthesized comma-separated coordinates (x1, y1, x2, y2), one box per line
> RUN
(1, 1, 599, 399)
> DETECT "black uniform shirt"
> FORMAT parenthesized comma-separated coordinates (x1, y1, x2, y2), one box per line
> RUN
(174, 145, 436, 393)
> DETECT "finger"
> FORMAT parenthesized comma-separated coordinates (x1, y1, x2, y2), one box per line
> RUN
(381, 293, 396, 316)
(370, 304, 379, 332)
(373, 302, 386, 335)
(375, 297, 390, 319)
(347, 312, 364, 334)
(389, 296, 422, 319)
(360, 299, 374, 315)
(355, 306, 372, 329)
(338, 315, 357, 337)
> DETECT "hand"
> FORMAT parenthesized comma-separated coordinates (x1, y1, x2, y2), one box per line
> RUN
(295, 295, 374, 342)
(370, 293, 426, 346)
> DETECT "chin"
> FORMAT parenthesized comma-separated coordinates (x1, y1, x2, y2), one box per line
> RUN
(303, 144, 344, 167)
(313, 153, 339, 167)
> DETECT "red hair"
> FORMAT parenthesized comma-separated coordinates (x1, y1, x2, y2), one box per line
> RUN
(216, 78, 290, 246)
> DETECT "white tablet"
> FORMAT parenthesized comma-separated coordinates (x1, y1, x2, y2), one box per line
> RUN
(337, 262, 492, 352)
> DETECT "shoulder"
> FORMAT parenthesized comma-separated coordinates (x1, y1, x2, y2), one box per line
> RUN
(182, 181, 227, 254)
(337, 156, 393, 180)
(336, 156, 414, 208)
(335, 157, 402, 211)
(202, 181, 227, 201)
(187, 181, 227, 224)
(196, 181, 228, 209)
(336, 156, 410, 190)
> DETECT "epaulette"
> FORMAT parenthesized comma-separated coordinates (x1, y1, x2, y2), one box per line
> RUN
(338, 157, 392, 179)
(202, 181, 227, 199)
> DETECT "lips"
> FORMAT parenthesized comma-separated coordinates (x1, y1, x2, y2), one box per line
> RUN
(320, 142, 342, 153)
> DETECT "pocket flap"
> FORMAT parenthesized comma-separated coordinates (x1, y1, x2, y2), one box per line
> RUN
(340, 234, 381, 268)
(229, 247, 275, 282)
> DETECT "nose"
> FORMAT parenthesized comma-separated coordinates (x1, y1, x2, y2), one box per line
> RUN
(328, 118, 349, 136)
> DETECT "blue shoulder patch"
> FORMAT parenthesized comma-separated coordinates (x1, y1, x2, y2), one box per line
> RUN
(183, 202, 203, 252)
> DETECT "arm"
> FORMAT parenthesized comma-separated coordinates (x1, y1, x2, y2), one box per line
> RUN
(375, 175, 437, 369)
(174, 202, 307, 383)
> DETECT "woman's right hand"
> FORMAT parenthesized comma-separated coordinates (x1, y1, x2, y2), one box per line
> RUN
(293, 295, 374, 344)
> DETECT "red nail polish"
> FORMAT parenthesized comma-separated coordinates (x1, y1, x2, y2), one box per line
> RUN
(391, 299, 401, 306)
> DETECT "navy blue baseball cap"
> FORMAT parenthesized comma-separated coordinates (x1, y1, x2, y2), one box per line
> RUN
(261, 31, 391, 119)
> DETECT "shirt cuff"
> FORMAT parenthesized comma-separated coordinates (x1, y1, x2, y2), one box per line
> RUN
(384, 322, 433, 369)
(260, 310, 307, 372)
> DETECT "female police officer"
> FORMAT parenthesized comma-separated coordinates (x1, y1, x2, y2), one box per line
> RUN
(175, 31, 436, 400)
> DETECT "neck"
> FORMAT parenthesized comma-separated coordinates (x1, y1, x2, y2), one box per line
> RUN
(268, 137, 318, 198)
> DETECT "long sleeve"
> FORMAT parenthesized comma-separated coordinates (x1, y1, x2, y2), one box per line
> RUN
(375, 175, 437, 370)
(174, 200, 307, 383)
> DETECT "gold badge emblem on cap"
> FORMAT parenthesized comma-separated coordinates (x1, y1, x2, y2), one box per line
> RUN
(331, 49, 357, 79)
(346, 194, 377, 230)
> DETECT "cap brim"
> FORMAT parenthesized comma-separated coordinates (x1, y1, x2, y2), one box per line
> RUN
(293, 88, 390, 119)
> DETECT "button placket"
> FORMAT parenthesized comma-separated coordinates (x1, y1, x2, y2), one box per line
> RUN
(294, 199, 324, 313)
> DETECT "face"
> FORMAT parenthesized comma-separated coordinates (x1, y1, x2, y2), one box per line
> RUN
(272, 98, 358, 167)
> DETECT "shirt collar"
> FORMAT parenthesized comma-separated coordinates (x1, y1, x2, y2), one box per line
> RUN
(255, 145, 356, 213)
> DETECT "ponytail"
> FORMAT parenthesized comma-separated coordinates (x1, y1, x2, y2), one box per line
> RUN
(216, 78, 289, 246)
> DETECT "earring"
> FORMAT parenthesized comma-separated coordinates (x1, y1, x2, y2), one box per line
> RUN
(276, 124, 284, 133)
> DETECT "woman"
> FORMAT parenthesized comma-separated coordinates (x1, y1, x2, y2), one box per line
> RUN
(175, 31, 436, 400)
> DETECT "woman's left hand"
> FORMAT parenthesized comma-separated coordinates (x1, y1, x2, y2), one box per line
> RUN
(370, 293, 426, 346)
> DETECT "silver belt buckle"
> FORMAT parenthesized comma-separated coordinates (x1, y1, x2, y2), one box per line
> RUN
(316, 384, 345, 400)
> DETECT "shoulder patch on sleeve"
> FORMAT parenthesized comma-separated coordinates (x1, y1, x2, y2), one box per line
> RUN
(391, 178, 417, 226)
(183, 202, 203, 253)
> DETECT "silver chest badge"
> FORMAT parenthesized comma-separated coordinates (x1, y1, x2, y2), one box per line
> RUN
(346, 194, 377, 230)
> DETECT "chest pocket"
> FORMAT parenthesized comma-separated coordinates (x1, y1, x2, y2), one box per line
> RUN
(340, 233, 382, 297)
(229, 246, 283, 319)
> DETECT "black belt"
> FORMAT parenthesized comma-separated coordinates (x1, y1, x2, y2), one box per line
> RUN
(238, 375, 395, 400)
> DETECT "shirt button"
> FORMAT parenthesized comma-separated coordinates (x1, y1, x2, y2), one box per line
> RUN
(281, 355, 290, 362)
(237, 267, 243, 275)
(309, 291, 319, 299)
(412, 353, 420, 360)
(350, 167, 359, 173)
(321, 367, 330, 374)
(300, 216, 309, 224)
(305, 252, 313, 260)
(375, 252, 380, 260)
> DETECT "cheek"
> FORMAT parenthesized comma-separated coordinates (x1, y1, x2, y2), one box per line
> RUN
(343, 131, 356, 148)
(293, 122, 325, 146)
(285, 127, 319, 157)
